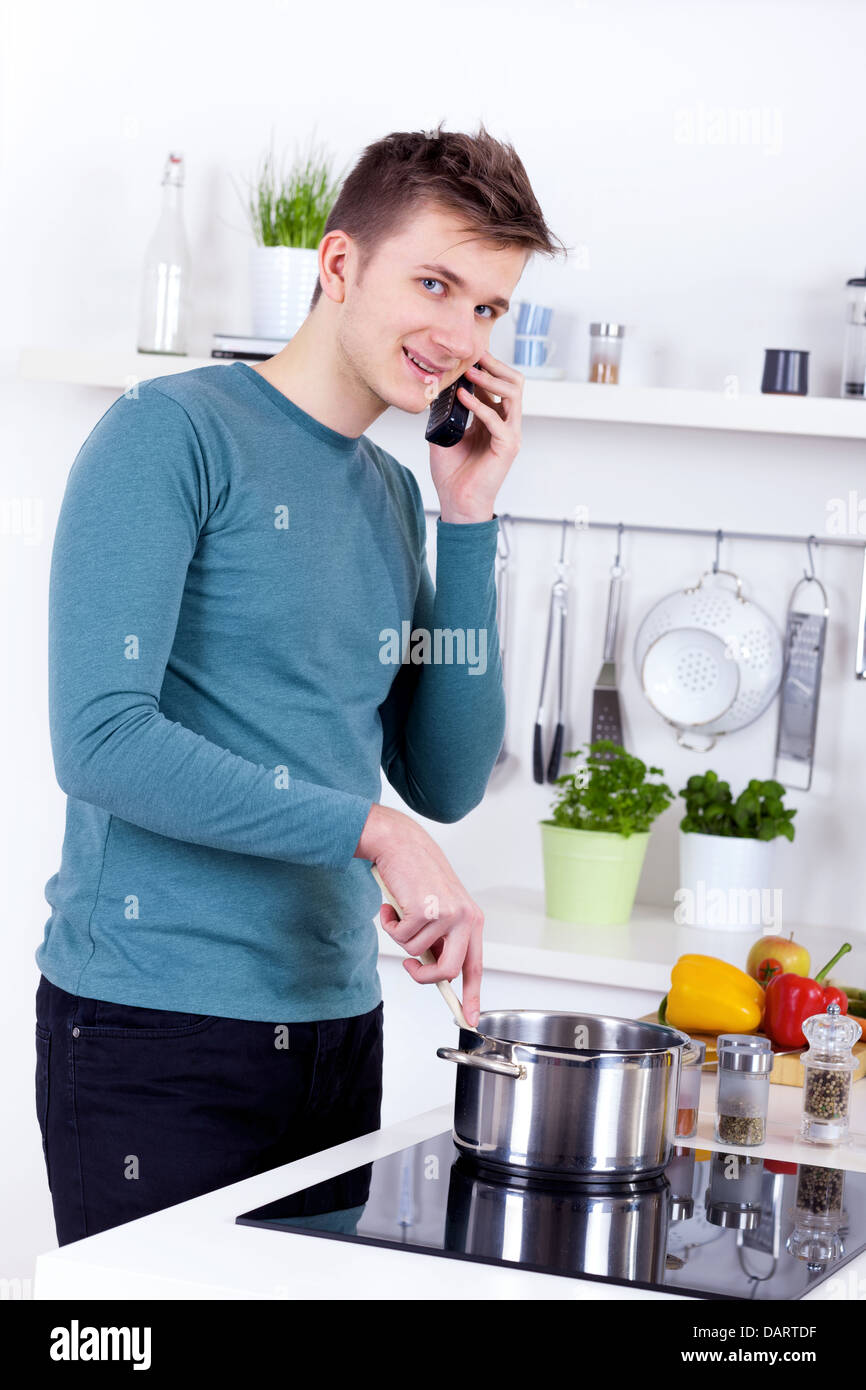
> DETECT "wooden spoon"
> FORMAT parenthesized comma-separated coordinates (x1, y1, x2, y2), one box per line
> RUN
(372, 866, 478, 1033)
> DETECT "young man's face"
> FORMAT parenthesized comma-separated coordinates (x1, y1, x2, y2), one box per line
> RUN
(336, 200, 529, 412)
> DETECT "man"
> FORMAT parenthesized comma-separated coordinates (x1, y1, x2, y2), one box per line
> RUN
(34, 122, 564, 1245)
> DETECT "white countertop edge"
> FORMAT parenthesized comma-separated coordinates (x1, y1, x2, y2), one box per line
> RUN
(34, 1098, 866, 1301)
(33, 1102, 685, 1301)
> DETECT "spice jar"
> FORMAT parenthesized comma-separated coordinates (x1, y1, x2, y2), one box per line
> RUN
(707, 1151, 765, 1209)
(799, 1002, 860, 1145)
(714, 1033, 773, 1147)
(588, 322, 625, 384)
(676, 1039, 705, 1138)
(666, 1145, 696, 1220)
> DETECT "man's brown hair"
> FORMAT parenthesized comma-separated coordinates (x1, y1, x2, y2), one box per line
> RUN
(308, 120, 568, 312)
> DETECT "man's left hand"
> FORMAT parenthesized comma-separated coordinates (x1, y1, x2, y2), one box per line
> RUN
(428, 349, 524, 525)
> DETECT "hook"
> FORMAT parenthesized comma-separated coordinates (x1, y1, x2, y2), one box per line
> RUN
(557, 518, 567, 564)
(614, 521, 624, 569)
(712, 528, 723, 575)
(803, 534, 818, 582)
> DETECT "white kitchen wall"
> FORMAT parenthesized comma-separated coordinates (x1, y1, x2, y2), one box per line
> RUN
(3, 0, 865, 1282)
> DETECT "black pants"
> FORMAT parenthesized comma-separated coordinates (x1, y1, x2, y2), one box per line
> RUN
(34, 973, 384, 1247)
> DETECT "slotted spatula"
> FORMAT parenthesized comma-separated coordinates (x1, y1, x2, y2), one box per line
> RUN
(590, 560, 625, 749)
(371, 866, 478, 1033)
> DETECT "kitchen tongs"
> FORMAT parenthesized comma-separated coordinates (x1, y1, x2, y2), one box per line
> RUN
(533, 521, 571, 784)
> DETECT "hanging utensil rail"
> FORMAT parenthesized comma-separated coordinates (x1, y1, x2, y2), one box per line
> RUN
(422, 510, 866, 679)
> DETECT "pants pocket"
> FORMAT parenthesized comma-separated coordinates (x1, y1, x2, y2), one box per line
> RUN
(35, 1023, 51, 1190)
(82, 997, 217, 1037)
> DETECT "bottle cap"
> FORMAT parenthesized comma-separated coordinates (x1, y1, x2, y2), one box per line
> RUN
(717, 1033, 774, 1074)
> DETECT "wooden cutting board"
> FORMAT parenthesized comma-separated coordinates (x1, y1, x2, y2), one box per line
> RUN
(637, 1012, 866, 1088)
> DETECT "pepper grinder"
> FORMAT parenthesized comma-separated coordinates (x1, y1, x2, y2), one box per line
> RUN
(841, 269, 866, 398)
(799, 1002, 860, 1145)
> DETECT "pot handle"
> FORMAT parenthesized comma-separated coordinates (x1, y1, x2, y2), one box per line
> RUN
(437, 1046, 526, 1079)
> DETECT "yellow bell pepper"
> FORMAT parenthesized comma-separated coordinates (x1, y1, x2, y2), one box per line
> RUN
(664, 953, 764, 1034)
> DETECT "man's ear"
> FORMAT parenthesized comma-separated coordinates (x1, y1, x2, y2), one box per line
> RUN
(318, 229, 350, 305)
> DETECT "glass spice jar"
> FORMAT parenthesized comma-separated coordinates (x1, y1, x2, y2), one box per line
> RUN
(707, 1150, 765, 1209)
(799, 1002, 860, 1145)
(676, 1039, 705, 1138)
(715, 1034, 773, 1147)
(588, 322, 625, 384)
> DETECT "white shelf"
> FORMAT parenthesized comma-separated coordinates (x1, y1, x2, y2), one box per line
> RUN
(17, 346, 866, 440)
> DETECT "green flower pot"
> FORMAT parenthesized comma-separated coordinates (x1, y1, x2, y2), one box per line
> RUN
(540, 821, 651, 925)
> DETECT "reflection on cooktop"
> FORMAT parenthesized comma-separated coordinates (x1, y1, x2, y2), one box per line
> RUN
(236, 1131, 865, 1299)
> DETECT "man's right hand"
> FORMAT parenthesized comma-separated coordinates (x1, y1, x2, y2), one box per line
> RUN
(353, 803, 484, 1028)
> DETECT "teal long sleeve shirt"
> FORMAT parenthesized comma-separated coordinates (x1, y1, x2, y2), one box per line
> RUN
(37, 361, 505, 1021)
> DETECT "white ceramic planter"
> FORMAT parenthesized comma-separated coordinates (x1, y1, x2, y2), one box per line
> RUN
(677, 829, 784, 932)
(249, 246, 319, 340)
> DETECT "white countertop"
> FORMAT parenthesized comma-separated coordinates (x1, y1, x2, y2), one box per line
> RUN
(34, 1068, 866, 1301)
(380, 885, 866, 994)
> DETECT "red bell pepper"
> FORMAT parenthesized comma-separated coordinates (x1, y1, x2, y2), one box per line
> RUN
(763, 943, 852, 1049)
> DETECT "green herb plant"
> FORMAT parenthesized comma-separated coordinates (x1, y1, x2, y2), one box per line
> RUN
(679, 772, 796, 842)
(236, 127, 345, 250)
(545, 740, 675, 837)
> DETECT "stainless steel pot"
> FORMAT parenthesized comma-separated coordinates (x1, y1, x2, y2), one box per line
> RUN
(444, 1158, 673, 1285)
(437, 1010, 691, 1181)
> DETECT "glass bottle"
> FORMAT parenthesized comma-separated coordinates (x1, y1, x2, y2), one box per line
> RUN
(799, 1002, 860, 1145)
(841, 271, 866, 399)
(714, 1033, 773, 1147)
(137, 152, 191, 355)
(676, 1039, 705, 1139)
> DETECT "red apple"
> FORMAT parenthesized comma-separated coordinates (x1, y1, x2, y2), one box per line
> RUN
(746, 933, 810, 984)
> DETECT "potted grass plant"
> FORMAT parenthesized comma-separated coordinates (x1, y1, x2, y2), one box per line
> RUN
(239, 131, 345, 340)
(541, 740, 674, 925)
(677, 772, 796, 932)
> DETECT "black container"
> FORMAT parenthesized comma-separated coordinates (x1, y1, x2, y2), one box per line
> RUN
(761, 348, 809, 395)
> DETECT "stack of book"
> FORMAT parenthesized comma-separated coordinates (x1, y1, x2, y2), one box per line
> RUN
(211, 333, 289, 361)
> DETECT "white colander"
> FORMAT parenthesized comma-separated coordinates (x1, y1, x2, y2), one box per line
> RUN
(634, 569, 784, 750)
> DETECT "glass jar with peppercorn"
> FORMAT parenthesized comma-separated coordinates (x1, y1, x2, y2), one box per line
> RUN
(715, 1033, 773, 1146)
(799, 1002, 860, 1145)
(795, 1162, 845, 1217)
(787, 1162, 846, 1267)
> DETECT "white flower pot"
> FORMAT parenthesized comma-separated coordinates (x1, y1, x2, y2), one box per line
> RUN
(676, 830, 784, 932)
(249, 246, 320, 340)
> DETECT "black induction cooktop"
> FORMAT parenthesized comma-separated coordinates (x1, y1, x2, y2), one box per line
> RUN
(236, 1130, 866, 1299)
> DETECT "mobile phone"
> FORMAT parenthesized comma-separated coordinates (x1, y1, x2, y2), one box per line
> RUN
(424, 363, 481, 447)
